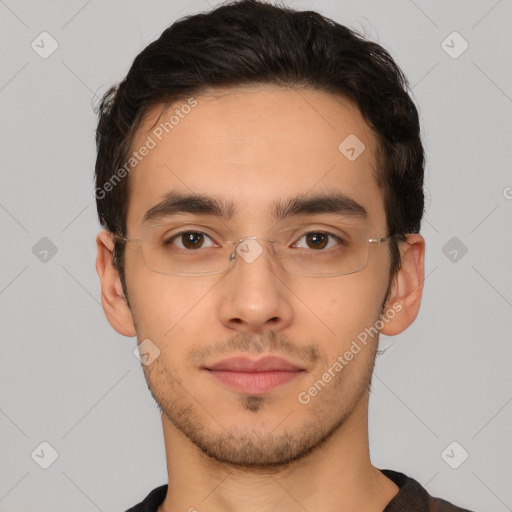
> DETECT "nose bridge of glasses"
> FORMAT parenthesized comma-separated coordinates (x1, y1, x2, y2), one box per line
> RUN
(230, 235, 278, 264)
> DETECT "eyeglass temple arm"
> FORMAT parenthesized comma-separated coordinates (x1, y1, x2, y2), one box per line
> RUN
(369, 234, 412, 245)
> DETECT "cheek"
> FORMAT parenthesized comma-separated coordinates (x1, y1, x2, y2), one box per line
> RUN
(129, 275, 212, 379)
(293, 273, 383, 333)
(126, 261, 220, 339)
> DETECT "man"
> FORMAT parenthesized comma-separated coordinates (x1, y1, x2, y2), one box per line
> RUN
(94, 1, 474, 511)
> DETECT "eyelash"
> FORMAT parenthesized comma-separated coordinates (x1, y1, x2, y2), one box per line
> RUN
(164, 229, 346, 251)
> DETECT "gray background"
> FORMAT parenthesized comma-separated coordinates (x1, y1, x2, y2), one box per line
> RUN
(1, 0, 511, 510)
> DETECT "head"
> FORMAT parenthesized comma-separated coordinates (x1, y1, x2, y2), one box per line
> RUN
(95, 0, 425, 469)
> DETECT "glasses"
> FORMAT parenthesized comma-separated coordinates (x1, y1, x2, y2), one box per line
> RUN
(115, 222, 400, 277)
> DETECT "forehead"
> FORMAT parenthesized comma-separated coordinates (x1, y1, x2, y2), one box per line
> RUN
(126, 86, 385, 232)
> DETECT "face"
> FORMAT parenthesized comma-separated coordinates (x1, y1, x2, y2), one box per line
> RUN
(113, 86, 406, 468)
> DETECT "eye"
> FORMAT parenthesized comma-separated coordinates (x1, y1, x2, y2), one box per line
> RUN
(166, 230, 217, 250)
(292, 231, 344, 250)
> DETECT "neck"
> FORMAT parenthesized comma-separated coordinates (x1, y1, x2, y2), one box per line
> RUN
(157, 391, 398, 512)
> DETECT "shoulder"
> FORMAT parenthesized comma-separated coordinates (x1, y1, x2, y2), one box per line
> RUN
(124, 484, 168, 512)
(381, 469, 476, 512)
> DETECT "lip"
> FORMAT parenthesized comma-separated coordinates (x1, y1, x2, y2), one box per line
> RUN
(206, 356, 303, 372)
(204, 356, 305, 394)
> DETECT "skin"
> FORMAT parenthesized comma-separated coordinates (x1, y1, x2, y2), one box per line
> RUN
(96, 86, 425, 512)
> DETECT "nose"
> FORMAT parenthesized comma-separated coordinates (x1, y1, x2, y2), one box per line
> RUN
(217, 237, 294, 335)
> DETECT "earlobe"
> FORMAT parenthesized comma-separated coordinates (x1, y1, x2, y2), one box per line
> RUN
(96, 230, 137, 337)
(380, 234, 425, 336)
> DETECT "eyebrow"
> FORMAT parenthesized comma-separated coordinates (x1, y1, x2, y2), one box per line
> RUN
(143, 191, 367, 224)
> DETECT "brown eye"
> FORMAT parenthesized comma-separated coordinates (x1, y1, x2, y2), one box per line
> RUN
(292, 231, 344, 251)
(165, 231, 215, 250)
(305, 232, 329, 249)
(181, 232, 205, 249)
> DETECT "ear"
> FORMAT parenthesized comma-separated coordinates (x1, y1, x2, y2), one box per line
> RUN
(380, 233, 425, 336)
(96, 230, 136, 337)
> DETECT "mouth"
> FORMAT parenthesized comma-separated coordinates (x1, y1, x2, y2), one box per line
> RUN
(203, 356, 306, 394)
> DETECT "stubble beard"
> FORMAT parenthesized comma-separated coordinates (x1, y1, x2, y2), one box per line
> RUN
(142, 340, 377, 472)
